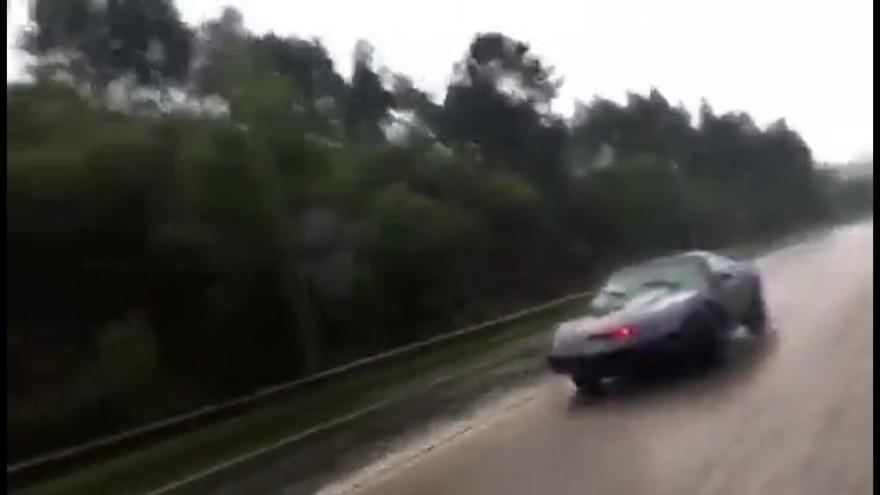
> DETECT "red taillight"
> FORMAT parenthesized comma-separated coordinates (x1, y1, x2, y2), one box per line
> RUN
(608, 326, 637, 340)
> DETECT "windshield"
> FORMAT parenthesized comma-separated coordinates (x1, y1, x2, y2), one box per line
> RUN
(590, 258, 705, 313)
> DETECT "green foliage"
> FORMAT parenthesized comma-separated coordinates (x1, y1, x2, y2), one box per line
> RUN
(94, 312, 165, 416)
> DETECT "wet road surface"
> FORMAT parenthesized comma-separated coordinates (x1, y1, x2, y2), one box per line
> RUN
(329, 221, 873, 495)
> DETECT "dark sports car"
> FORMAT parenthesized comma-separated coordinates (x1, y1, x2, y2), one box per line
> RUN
(547, 251, 768, 394)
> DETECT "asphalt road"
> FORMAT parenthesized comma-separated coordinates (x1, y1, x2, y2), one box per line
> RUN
(326, 220, 873, 495)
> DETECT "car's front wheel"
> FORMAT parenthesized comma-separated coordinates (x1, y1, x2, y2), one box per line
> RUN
(743, 283, 769, 337)
(683, 303, 731, 366)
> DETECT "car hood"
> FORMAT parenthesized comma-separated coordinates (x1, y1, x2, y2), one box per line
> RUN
(553, 288, 699, 348)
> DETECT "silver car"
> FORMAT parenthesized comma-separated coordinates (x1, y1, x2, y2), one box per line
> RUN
(547, 251, 768, 394)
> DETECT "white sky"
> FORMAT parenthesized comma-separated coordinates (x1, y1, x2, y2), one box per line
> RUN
(8, 0, 874, 162)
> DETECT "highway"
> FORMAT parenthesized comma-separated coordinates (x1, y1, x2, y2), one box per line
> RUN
(318, 220, 873, 495)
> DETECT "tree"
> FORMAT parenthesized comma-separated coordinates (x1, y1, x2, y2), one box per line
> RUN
(389, 73, 444, 138)
(441, 33, 566, 192)
(344, 40, 393, 142)
(27, 0, 193, 87)
(460, 32, 559, 109)
(251, 34, 349, 134)
(191, 8, 307, 131)
(569, 89, 695, 169)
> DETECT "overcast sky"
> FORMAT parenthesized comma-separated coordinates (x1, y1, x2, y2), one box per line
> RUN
(7, 0, 874, 163)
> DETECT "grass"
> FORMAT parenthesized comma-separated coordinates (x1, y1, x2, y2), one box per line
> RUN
(15, 296, 591, 495)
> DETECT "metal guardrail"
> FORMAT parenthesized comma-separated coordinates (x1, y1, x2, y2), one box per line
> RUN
(7, 290, 591, 487)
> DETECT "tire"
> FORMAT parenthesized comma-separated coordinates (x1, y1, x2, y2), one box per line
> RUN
(573, 374, 605, 396)
(683, 303, 731, 366)
(743, 284, 768, 337)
